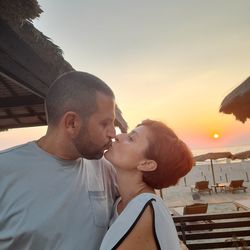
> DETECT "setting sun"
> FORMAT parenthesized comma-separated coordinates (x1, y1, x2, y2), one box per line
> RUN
(213, 133, 220, 139)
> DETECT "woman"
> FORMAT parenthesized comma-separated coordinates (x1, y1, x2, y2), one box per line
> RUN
(100, 119, 193, 250)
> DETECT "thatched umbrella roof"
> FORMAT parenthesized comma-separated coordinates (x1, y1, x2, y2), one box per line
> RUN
(0, 0, 73, 76)
(194, 152, 232, 185)
(231, 150, 250, 160)
(220, 76, 250, 123)
(0, 0, 128, 133)
(194, 152, 232, 162)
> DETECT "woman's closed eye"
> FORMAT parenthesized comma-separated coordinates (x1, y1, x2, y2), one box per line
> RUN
(127, 134, 134, 141)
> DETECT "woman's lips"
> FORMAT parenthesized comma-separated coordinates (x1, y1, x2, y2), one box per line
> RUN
(104, 141, 113, 150)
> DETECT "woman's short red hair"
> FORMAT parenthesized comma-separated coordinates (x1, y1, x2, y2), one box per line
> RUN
(138, 119, 194, 189)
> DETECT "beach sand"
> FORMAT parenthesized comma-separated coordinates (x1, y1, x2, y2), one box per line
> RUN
(160, 160, 250, 213)
(159, 160, 250, 249)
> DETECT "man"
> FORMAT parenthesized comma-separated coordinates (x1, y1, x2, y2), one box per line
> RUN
(0, 71, 118, 250)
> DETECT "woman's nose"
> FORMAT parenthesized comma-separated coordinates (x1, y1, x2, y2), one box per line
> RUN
(115, 133, 126, 142)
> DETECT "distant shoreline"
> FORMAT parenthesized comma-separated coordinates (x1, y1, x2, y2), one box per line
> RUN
(192, 144, 250, 156)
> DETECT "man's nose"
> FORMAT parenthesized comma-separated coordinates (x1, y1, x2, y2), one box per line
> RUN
(107, 125, 116, 139)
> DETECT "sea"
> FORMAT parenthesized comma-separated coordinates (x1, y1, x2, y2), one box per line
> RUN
(191, 144, 250, 157)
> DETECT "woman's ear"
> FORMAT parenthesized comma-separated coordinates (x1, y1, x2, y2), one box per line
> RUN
(137, 160, 157, 172)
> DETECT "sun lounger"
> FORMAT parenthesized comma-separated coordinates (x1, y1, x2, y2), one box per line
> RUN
(224, 180, 247, 193)
(191, 181, 212, 195)
(172, 203, 208, 216)
(233, 199, 250, 211)
(183, 203, 208, 215)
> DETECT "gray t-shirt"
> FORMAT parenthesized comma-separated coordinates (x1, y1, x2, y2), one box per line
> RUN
(0, 141, 118, 250)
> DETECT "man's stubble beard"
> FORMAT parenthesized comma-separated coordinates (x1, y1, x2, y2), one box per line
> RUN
(72, 124, 104, 160)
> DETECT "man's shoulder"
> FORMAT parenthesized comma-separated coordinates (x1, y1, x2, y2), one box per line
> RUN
(0, 141, 34, 158)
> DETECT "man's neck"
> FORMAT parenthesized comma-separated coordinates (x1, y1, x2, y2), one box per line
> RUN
(37, 133, 80, 160)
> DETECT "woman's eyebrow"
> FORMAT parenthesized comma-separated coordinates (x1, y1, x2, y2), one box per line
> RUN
(130, 130, 139, 137)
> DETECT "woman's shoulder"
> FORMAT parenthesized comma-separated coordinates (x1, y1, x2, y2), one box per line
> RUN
(101, 193, 160, 250)
(128, 192, 159, 207)
(100, 193, 180, 250)
(114, 203, 159, 249)
(127, 193, 167, 213)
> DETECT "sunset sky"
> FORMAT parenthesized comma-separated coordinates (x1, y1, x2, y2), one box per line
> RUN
(1, 0, 250, 151)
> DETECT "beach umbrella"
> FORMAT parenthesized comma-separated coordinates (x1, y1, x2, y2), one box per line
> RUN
(220, 76, 250, 123)
(231, 150, 250, 160)
(194, 152, 232, 185)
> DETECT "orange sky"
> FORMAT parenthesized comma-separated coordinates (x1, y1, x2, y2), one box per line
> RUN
(1, 1, 250, 151)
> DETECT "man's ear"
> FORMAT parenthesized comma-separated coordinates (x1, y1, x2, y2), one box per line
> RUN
(63, 112, 81, 136)
(137, 160, 157, 172)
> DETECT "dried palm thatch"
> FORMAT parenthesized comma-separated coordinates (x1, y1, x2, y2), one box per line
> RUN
(10, 21, 73, 75)
(0, 0, 128, 133)
(0, 128, 8, 132)
(231, 150, 250, 160)
(220, 76, 250, 123)
(0, 0, 42, 24)
(0, 0, 73, 75)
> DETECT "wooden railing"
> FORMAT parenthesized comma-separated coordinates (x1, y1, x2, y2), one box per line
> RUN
(173, 211, 250, 249)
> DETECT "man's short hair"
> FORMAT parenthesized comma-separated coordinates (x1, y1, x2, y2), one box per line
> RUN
(45, 71, 115, 126)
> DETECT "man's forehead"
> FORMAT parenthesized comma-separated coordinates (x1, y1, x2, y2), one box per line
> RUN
(94, 105, 115, 120)
(99, 112, 115, 120)
(96, 92, 114, 104)
(91, 92, 114, 120)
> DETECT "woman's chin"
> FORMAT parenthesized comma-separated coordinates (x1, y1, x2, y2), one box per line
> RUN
(104, 150, 112, 161)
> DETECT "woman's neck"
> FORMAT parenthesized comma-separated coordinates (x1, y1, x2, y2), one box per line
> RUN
(116, 168, 155, 213)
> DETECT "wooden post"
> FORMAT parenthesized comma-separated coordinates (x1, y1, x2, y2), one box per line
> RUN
(184, 177, 187, 187)
(225, 173, 228, 182)
(210, 159, 216, 185)
(159, 189, 163, 199)
(246, 172, 249, 182)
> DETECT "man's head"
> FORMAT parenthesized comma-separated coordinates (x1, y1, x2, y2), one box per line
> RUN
(45, 71, 116, 159)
